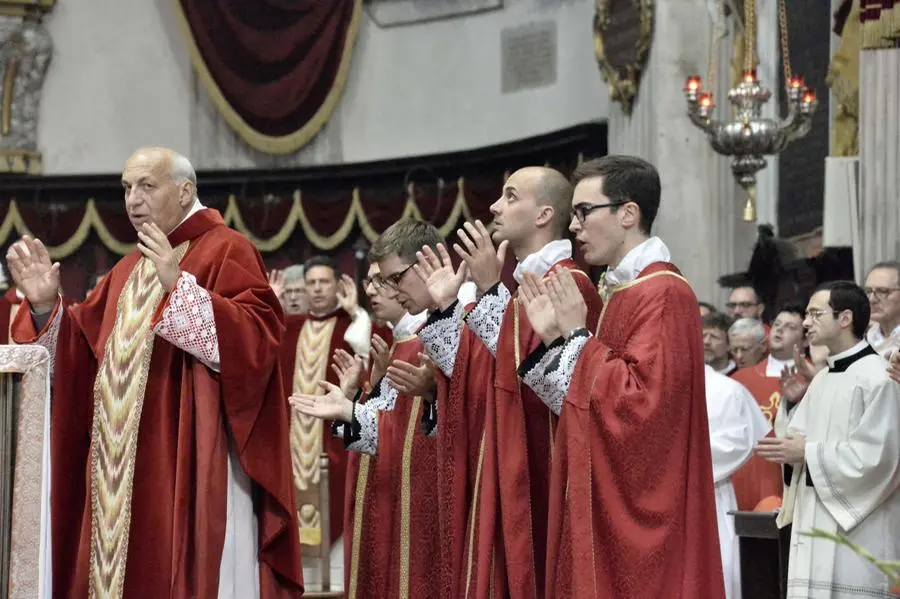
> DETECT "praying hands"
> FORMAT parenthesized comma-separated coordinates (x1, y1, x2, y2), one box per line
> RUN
(518, 269, 590, 345)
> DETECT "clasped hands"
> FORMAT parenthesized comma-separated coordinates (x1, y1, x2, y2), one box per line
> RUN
(518, 269, 588, 346)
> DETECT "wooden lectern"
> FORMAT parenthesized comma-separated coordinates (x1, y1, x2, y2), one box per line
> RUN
(0, 345, 51, 599)
(731, 510, 791, 599)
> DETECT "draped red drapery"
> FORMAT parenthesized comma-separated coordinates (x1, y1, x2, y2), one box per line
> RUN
(175, 0, 361, 152)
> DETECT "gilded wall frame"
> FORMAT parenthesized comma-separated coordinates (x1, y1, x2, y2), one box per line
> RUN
(593, 0, 654, 114)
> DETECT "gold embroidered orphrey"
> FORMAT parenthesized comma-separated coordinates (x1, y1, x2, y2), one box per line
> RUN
(290, 317, 338, 546)
(593, 0, 654, 114)
(88, 243, 190, 599)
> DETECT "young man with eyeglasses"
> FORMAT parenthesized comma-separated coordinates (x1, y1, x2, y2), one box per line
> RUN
(757, 281, 900, 598)
(291, 245, 440, 596)
(863, 261, 900, 357)
(415, 166, 602, 599)
(514, 155, 724, 598)
(731, 304, 808, 511)
(276, 254, 371, 557)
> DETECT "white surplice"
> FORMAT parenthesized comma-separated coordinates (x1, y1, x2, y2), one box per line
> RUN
(705, 365, 772, 599)
(776, 342, 900, 598)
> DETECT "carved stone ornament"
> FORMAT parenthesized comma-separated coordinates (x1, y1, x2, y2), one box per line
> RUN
(0, 0, 54, 174)
(593, 0, 654, 114)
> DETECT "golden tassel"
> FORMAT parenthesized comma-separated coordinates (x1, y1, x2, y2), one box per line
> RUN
(743, 187, 757, 222)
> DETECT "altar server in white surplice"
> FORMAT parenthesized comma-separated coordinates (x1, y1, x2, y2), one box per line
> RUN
(757, 281, 900, 599)
(705, 364, 772, 599)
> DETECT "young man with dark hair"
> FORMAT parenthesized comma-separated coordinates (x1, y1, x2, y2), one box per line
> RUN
(730, 303, 807, 511)
(516, 154, 724, 598)
(758, 281, 900, 597)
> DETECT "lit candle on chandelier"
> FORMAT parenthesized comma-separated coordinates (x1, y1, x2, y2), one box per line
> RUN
(788, 76, 804, 89)
(742, 69, 758, 83)
(802, 89, 816, 104)
(697, 92, 713, 116)
(684, 75, 702, 93)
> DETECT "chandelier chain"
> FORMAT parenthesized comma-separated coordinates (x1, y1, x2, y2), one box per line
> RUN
(744, 0, 757, 72)
(777, 0, 793, 82)
(707, 0, 727, 96)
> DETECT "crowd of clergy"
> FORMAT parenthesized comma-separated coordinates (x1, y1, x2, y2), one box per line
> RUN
(3, 146, 899, 599)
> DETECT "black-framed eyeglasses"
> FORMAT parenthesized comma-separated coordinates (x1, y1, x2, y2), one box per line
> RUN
(362, 275, 385, 290)
(571, 201, 626, 224)
(382, 264, 414, 290)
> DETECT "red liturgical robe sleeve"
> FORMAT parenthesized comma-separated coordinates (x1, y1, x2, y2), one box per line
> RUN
(546, 264, 725, 599)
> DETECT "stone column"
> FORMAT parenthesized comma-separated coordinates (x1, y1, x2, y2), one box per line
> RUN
(0, 4, 54, 174)
(607, 0, 756, 306)
(858, 47, 900, 271)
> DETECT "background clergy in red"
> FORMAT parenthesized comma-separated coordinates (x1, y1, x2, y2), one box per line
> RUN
(279, 307, 354, 542)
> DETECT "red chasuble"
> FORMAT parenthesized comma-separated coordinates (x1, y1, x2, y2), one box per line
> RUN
(545, 262, 724, 599)
(434, 322, 493, 599)
(343, 334, 440, 598)
(470, 259, 602, 599)
(0, 287, 22, 343)
(279, 309, 354, 543)
(13, 209, 303, 598)
(730, 363, 785, 510)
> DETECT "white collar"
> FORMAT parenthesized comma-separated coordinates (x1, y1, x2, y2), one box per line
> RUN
(826, 340, 869, 368)
(604, 236, 671, 288)
(168, 200, 206, 234)
(765, 354, 795, 377)
(393, 311, 427, 338)
(512, 239, 573, 283)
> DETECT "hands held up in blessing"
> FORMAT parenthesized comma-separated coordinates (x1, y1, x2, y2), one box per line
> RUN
(337, 274, 359, 316)
(519, 269, 588, 345)
(387, 353, 437, 402)
(6, 235, 60, 313)
(137, 222, 182, 292)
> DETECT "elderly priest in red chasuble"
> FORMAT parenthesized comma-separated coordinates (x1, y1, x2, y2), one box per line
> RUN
(6, 147, 303, 599)
(516, 156, 724, 598)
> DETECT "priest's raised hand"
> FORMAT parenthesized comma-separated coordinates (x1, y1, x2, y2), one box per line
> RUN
(547, 268, 588, 337)
(519, 271, 561, 345)
(331, 347, 363, 398)
(453, 219, 507, 294)
(387, 352, 436, 400)
(369, 333, 391, 385)
(6, 235, 60, 313)
(414, 243, 467, 311)
(136, 221, 181, 291)
(290, 380, 354, 422)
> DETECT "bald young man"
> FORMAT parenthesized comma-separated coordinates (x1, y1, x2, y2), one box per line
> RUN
(6, 147, 302, 598)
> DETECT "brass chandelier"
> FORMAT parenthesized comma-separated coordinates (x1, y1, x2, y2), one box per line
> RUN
(683, 0, 817, 221)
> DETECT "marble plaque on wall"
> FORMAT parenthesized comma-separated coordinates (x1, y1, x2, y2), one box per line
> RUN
(366, 0, 503, 27)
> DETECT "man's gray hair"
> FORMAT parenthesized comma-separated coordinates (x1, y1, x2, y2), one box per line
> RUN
(283, 264, 305, 283)
(170, 152, 199, 202)
(728, 317, 767, 342)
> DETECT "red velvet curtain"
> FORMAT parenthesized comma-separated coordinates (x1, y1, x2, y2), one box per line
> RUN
(177, 0, 360, 151)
